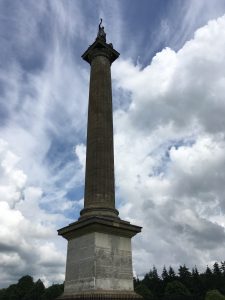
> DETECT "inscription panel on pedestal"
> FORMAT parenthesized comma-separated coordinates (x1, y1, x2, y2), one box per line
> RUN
(94, 232, 133, 290)
(64, 233, 96, 294)
(64, 231, 134, 294)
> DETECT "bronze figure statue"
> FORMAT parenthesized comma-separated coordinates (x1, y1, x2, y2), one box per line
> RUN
(97, 18, 106, 41)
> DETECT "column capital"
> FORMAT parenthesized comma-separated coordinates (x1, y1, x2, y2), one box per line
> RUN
(82, 38, 120, 65)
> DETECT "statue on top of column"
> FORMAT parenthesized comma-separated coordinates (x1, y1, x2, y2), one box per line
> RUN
(97, 18, 106, 42)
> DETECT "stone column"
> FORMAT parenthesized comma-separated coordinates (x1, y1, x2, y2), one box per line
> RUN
(58, 31, 142, 300)
(80, 43, 119, 219)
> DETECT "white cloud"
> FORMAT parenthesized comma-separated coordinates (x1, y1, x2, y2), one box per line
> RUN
(0, 139, 67, 286)
(114, 16, 225, 135)
(113, 14, 225, 275)
(75, 143, 86, 172)
(0, 1, 90, 286)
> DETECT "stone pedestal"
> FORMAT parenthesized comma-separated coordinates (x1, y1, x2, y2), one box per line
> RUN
(58, 217, 142, 300)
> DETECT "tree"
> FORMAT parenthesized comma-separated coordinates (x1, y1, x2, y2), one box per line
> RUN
(162, 266, 169, 281)
(168, 267, 176, 280)
(191, 266, 199, 278)
(143, 267, 162, 299)
(0, 289, 6, 300)
(221, 261, 225, 276)
(190, 266, 204, 299)
(178, 265, 191, 280)
(23, 279, 45, 300)
(165, 280, 191, 299)
(41, 284, 63, 300)
(213, 263, 221, 277)
(134, 277, 141, 290)
(205, 290, 225, 300)
(152, 266, 159, 280)
(3, 284, 20, 300)
(202, 266, 214, 293)
(135, 284, 154, 300)
(17, 275, 34, 299)
(212, 262, 225, 294)
(205, 266, 213, 277)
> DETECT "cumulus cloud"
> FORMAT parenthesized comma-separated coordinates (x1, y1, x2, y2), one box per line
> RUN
(0, 139, 67, 287)
(0, 1, 88, 287)
(114, 16, 225, 135)
(113, 15, 225, 275)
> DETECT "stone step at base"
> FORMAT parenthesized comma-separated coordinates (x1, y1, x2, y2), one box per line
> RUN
(57, 291, 142, 300)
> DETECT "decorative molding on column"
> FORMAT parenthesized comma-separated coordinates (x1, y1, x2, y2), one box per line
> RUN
(82, 38, 119, 65)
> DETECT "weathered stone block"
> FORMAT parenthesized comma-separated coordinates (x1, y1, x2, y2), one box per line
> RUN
(64, 232, 134, 295)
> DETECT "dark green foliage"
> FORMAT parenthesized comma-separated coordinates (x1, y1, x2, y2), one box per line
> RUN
(189, 266, 204, 299)
(134, 262, 225, 300)
(41, 284, 64, 300)
(191, 267, 199, 277)
(212, 263, 221, 277)
(205, 290, 225, 300)
(1, 263, 225, 300)
(205, 266, 213, 277)
(0, 290, 5, 300)
(135, 284, 154, 300)
(162, 267, 169, 281)
(143, 266, 163, 299)
(165, 280, 191, 297)
(178, 265, 191, 281)
(134, 277, 141, 290)
(220, 261, 225, 276)
(23, 279, 45, 300)
(168, 267, 176, 280)
(17, 276, 34, 299)
(0, 277, 46, 300)
(0, 276, 34, 300)
(1, 284, 20, 300)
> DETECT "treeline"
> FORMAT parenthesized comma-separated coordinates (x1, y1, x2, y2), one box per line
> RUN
(134, 262, 225, 300)
(1, 262, 225, 300)
(0, 275, 63, 300)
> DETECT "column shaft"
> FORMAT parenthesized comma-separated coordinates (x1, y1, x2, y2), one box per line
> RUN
(81, 55, 118, 218)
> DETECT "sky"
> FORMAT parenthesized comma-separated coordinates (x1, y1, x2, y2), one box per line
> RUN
(0, 0, 225, 288)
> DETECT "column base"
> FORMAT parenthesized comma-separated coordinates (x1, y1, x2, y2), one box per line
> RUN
(79, 207, 119, 219)
(58, 291, 142, 300)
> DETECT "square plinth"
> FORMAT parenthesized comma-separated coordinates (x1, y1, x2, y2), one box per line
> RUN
(58, 217, 142, 299)
(64, 232, 133, 294)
